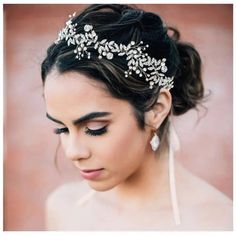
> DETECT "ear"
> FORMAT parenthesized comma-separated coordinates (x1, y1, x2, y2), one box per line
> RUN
(145, 89, 172, 130)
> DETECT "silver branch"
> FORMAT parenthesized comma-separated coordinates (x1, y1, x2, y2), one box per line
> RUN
(55, 13, 174, 90)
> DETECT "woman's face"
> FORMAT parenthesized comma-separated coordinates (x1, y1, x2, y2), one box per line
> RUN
(44, 70, 152, 191)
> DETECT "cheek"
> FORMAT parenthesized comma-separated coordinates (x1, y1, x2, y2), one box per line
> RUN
(60, 135, 67, 150)
(100, 122, 147, 168)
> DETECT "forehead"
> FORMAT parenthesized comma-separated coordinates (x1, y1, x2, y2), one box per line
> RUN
(44, 70, 132, 119)
(45, 70, 109, 102)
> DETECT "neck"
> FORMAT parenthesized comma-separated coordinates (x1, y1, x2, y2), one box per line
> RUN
(105, 147, 174, 211)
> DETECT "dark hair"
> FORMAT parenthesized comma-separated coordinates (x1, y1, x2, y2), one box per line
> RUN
(41, 4, 204, 148)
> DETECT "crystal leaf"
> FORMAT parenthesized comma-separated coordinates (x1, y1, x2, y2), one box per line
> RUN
(100, 39, 107, 44)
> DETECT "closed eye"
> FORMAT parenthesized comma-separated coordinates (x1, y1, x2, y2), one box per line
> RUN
(85, 125, 108, 136)
(54, 127, 69, 134)
(53, 125, 108, 136)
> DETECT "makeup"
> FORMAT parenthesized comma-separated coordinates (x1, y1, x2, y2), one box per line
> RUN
(85, 126, 107, 136)
(79, 168, 104, 180)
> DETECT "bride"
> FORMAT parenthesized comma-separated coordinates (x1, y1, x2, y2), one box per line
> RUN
(41, 4, 232, 230)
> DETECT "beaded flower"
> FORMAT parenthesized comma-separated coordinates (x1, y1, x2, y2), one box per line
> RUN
(55, 12, 174, 90)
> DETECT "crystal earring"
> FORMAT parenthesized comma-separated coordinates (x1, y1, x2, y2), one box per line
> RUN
(150, 132, 160, 151)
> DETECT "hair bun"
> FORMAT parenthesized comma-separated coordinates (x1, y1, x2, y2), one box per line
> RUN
(171, 40, 204, 115)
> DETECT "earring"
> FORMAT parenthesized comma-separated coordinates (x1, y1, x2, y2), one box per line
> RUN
(150, 132, 160, 151)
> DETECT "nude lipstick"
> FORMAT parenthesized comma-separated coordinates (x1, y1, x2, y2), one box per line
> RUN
(79, 168, 104, 180)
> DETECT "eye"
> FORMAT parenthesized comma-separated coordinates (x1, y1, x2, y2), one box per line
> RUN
(54, 127, 69, 135)
(85, 125, 108, 136)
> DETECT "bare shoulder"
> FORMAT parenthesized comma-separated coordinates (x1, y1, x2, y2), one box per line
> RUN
(45, 180, 90, 230)
(177, 163, 233, 230)
(196, 177, 233, 230)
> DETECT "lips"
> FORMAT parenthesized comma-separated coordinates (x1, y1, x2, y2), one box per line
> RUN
(81, 168, 104, 173)
(79, 168, 104, 180)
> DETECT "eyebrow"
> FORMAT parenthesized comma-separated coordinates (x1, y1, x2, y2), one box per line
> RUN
(46, 111, 112, 126)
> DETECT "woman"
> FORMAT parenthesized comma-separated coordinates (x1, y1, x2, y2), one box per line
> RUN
(41, 4, 232, 230)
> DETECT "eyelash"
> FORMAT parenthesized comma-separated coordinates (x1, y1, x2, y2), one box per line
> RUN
(85, 126, 108, 136)
(53, 126, 108, 136)
(54, 127, 68, 135)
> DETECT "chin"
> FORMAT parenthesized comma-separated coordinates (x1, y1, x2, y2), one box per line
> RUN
(87, 179, 118, 192)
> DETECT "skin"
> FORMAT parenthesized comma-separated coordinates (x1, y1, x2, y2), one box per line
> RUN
(44, 70, 233, 230)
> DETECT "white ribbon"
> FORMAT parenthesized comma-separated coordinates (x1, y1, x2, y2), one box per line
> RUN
(168, 119, 181, 226)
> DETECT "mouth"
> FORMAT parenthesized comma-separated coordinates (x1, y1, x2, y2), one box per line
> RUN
(81, 168, 104, 173)
(79, 168, 104, 180)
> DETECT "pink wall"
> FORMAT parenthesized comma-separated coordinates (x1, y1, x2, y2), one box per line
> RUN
(4, 4, 233, 230)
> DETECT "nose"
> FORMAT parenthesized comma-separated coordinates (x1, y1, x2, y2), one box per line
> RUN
(63, 133, 91, 161)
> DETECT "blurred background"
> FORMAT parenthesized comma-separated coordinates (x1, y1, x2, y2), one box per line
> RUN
(4, 4, 233, 230)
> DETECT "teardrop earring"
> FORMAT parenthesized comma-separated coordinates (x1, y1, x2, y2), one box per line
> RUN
(150, 132, 160, 151)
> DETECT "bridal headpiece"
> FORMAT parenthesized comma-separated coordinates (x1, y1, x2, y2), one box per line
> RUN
(55, 12, 174, 90)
